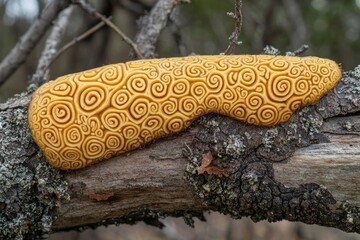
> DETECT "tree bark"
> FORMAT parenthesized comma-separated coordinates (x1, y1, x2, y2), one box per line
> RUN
(53, 114, 360, 230)
(130, 0, 190, 59)
(53, 127, 207, 230)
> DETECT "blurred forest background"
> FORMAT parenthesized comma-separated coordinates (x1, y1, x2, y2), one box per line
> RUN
(1, 0, 360, 239)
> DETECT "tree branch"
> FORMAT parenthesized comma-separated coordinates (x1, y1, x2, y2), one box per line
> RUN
(1, 65, 360, 238)
(53, 127, 208, 230)
(286, 44, 309, 56)
(129, 0, 190, 59)
(223, 0, 243, 55)
(73, 0, 144, 59)
(29, 6, 75, 88)
(50, 17, 112, 67)
(0, 0, 71, 87)
(53, 113, 360, 230)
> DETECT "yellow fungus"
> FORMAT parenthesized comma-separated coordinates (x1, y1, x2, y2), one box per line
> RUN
(28, 55, 342, 170)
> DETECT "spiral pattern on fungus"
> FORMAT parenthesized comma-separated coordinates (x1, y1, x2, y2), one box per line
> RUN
(28, 55, 342, 170)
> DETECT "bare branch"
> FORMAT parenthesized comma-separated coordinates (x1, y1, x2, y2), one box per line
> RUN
(51, 68, 360, 231)
(285, 44, 309, 56)
(73, 0, 144, 59)
(130, 0, 191, 59)
(0, 0, 71, 87)
(293, 44, 309, 55)
(50, 17, 112, 66)
(29, 6, 75, 88)
(223, 0, 243, 55)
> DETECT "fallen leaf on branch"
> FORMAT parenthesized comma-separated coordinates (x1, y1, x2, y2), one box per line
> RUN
(197, 152, 230, 177)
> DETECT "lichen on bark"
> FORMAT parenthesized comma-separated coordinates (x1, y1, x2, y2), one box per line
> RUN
(0, 94, 69, 240)
(185, 67, 360, 233)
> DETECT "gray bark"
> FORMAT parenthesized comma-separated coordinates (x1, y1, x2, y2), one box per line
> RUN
(29, 6, 75, 88)
(130, 0, 191, 59)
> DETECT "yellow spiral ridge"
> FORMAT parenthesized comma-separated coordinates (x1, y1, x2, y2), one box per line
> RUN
(28, 55, 342, 170)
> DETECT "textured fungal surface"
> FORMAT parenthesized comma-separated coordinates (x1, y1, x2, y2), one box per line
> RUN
(28, 55, 341, 170)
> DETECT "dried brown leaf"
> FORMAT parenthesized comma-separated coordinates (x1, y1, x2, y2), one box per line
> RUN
(197, 152, 229, 177)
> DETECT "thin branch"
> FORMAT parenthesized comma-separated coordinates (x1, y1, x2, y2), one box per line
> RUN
(73, 0, 144, 59)
(293, 44, 309, 56)
(50, 17, 112, 66)
(29, 6, 75, 88)
(285, 44, 309, 56)
(0, 0, 71, 87)
(129, 0, 190, 59)
(223, 0, 243, 55)
(294, 44, 309, 56)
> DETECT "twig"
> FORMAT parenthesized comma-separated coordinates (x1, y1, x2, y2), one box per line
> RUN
(285, 44, 309, 56)
(73, 0, 144, 59)
(223, 0, 243, 55)
(29, 6, 74, 88)
(129, 0, 190, 59)
(293, 44, 309, 56)
(50, 17, 112, 66)
(0, 0, 71, 87)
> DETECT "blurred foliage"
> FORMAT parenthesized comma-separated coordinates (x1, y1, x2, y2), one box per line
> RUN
(178, 0, 360, 67)
(49, 213, 360, 240)
(0, 0, 359, 102)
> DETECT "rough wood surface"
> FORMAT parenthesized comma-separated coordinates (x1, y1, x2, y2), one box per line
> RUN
(53, 113, 360, 230)
(54, 127, 207, 229)
(274, 115, 360, 204)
